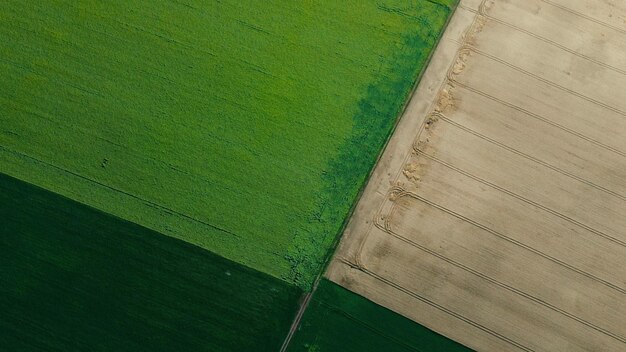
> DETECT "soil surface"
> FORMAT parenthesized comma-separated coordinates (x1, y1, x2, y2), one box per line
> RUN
(327, 0, 626, 351)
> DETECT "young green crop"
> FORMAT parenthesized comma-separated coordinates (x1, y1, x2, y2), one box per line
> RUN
(0, 0, 455, 288)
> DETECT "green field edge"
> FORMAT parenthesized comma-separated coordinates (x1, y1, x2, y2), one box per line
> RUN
(313, 0, 460, 288)
(282, 1, 460, 349)
(286, 0, 461, 289)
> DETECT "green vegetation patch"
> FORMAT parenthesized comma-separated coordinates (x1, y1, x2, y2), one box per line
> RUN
(0, 0, 455, 287)
(0, 173, 301, 351)
(288, 279, 472, 352)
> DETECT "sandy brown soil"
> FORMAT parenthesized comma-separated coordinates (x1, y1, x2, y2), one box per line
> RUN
(326, 0, 626, 350)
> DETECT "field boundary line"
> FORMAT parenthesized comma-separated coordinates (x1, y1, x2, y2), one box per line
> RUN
(279, 289, 314, 352)
(339, 0, 626, 349)
(341, 2, 535, 350)
(351, 0, 483, 268)
(286, 0, 464, 350)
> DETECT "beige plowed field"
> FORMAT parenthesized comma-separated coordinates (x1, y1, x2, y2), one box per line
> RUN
(326, 0, 626, 350)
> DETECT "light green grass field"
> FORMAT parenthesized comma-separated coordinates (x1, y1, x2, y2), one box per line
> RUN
(0, 0, 455, 287)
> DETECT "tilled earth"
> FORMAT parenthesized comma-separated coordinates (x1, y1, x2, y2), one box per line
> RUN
(327, 0, 626, 350)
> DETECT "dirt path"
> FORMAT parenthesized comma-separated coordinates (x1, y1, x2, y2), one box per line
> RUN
(280, 290, 314, 352)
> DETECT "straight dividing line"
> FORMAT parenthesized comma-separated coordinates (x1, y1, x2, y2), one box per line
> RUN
(281, 1, 465, 351)
(2, 144, 301, 352)
(345, 3, 515, 349)
(349, 1, 626, 349)
(335, 0, 467, 286)
(279, 290, 314, 352)
(345, 4, 534, 351)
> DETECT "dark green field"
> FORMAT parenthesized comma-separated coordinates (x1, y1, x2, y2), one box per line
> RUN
(288, 279, 472, 352)
(0, 173, 301, 351)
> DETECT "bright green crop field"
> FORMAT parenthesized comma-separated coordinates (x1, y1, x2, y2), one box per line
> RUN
(288, 279, 472, 352)
(0, 0, 455, 287)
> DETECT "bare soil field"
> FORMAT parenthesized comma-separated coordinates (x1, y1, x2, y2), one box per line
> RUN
(327, 0, 626, 350)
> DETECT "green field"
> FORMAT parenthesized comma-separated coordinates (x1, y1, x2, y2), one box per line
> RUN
(0, 173, 301, 351)
(288, 279, 472, 352)
(0, 0, 455, 288)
